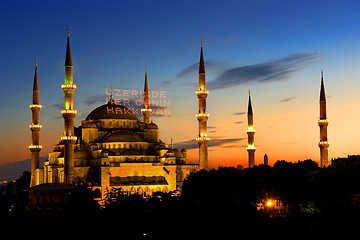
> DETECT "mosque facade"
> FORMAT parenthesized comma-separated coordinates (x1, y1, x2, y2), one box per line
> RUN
(29, 31, 205, 205)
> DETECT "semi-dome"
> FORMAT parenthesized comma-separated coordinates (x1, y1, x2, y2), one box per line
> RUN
(104, 130, 143, 142)
(86, 101, 138, 120)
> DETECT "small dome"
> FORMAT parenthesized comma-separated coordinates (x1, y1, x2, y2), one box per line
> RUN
(104, 130, 143, 142)
(86, 102, 138, 120)
(146, 122, 158, 129)
(165, 149, 184, 158)
(180, 149, 187, 152)
(122, 149, 142, 156)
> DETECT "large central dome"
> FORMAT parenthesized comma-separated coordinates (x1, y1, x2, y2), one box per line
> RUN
(85, 101, 138, 120)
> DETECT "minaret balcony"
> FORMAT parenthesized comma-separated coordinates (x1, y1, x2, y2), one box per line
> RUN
(29, 124, 42, 130)
(196, 90, 209, 99)
(141, 108, 152, 113)
(29, 144, 42, 150)
(318, 141, 330, 147)
(30, 104, 42, 110)
(246, 146, 256, 150)
(61, 84, 77, 90)
(61, 109, 77, 118)
(61, 136, 77, 142)
(246, 128, 256, 133)
(318, 119, 329, 126)
(196, 136, 210, 142)
(196, 113, 209, 121)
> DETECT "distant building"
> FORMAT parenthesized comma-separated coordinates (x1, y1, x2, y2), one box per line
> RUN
(237, 165, 244, 170)
(264, 154, 268, 166)
(332, 155, 360, 168)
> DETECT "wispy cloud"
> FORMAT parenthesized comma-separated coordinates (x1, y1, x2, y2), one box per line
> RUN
(207, 53, 318, 90)
(177, 60, 231, 78)
(233, 112, 246, 115)
(279, 96, 298, 103)
(174, 137, 244, 150)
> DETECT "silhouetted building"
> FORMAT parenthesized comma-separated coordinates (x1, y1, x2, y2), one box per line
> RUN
(332, 155, 360, 168)
(264, 154, 268, 166)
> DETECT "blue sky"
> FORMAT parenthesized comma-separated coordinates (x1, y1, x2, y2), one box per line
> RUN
(1, 0, 360, 179)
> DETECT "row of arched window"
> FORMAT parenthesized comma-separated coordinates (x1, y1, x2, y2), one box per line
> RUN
(93, 186, 169, 199)
(103, 143, 147, 150)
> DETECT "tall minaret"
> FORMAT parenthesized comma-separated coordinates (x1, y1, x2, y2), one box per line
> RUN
(318, 70, 329, 167)
(141, 67, 151, 124)
(246, 90, 256, 168)
(29, 59, 42, 187)
(61, 29, 77, 183)
(196, 40, 210, 170)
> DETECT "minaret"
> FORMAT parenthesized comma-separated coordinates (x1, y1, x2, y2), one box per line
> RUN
(318, 70, 329, 167)
(196, 40, 210, 170)
(29, 59, 42, 187)
(61, 28, 77, 183)
(141, 67, 151, 124)
(246, 90, 256, 168)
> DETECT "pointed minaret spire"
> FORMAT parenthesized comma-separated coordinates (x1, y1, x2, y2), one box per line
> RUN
(320, 70, 326, 102)
(65, 28, 73, 67)
(196, 40, 210, 170)
(61, 29, 77, 183)
(141, 67, 151, 124)
(29, 59, 43, 187)
(199, 40, 205, 74)
(246, 90, 256, 168)
(318, 70, 329, 167)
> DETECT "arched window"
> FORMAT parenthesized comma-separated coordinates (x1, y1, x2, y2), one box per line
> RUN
(144, 187, 150, 197)
(93, 189, 101, 198)
(137, 187, 143, 196)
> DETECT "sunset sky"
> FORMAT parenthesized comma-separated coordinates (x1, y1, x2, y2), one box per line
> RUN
(1, 0, 360, 180)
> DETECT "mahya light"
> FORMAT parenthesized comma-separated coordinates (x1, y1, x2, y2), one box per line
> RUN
(196, 40, 210, 170)
(318, 70, 329, 167)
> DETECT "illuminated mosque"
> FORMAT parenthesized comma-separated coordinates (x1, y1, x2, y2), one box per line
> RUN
(27, 29, 328, 209)
(28, 30, 210, 206)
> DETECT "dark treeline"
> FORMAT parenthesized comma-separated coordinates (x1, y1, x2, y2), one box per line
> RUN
(2, 160, 360, 239)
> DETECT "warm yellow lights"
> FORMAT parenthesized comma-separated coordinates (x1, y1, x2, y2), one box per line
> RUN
(141, 108, 152, 113)
(318, 119, 329, 125)
(29, 124, 42, 129)
(196, 113, 209, 118)
(246, 128, 256, 133)
(196, 90, 209, 95)
(318, 141, 330, 146)
(196, 136, 210, 141)
(266, 200, 272, 207)
(246, 146, 256, 150)
(61, 84, 77, 89)
(61, 109, 77, 114)
(29, 104, 42, 109)
(61, 136, 77, 141)
(29, 145, 42, 149)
